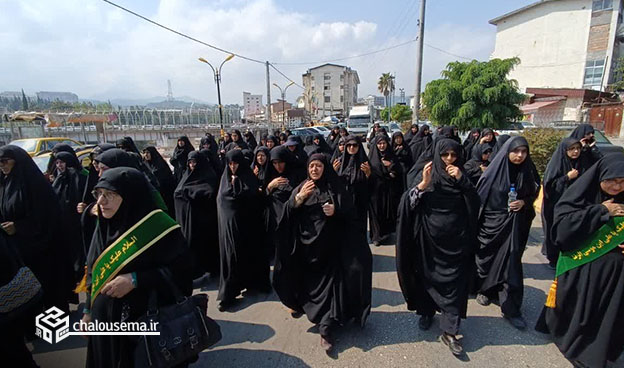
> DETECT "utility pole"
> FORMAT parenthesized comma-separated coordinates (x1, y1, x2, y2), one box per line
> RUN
(413, 0, 426, 124)
(266, 61, 272, 129)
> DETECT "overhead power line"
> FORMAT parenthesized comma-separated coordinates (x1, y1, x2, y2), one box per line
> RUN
(268, 63, 304, 89)
(101, 0, 265, 64)
(424, 43, 473, 61)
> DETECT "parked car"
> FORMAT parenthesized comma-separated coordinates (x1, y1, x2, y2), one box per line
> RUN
(290, 127, 331, 139)
(9, 137, 83, 157)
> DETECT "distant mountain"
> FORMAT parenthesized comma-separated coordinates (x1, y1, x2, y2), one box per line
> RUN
(106, 96, 213, 107)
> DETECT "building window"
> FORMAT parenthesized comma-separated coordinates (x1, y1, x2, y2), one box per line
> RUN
(593, 0, 613, 11)
(324, 85, 329, 91)
(324, 73, 331, 81)
(584, 59, 605, 88)
(324, 96, 330, 103)
(311, 76, 314, 81)
(340, 96, 344, 103)
(340, 74, 344, 81)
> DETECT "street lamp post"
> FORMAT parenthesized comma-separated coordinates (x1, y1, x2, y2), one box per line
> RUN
(198, 54, 235, 137)
(272, 81, 295, 131)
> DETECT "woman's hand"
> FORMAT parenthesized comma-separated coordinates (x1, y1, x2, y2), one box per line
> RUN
(382, 159, 392, 167)
(446, 164, 462, 180)
(332, 159, 341, 172)
(268, 177, 288, 192)
(231, 175, 237, 187)
(360, 162, 371, 178)
(1, 222, 16, 236)
(298, 180, 316, 201)
(479, 164, 487, 172)
(417, 162, 433, 191)
(322, 203, 335, 217)
(509, 200, 525, 212)
(100, 273, 135, 299)
(253, 166, 259, 176)
(77, 202, 87, 214)
(602, 199, 624, 217)
(567, 168, 579, 180)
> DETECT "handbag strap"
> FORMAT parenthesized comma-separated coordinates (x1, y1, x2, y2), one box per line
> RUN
(146, 267, 186, 314)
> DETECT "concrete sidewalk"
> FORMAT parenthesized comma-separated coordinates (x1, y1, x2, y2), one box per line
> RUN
(31, 216, 620, 368)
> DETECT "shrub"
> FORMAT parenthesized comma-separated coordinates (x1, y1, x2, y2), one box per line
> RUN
(522, 128, 566, 178)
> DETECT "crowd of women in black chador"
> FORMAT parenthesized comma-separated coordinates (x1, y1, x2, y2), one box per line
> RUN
(3, 123, 623, 363)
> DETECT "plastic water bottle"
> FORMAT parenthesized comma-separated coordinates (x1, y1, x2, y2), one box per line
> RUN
(508, 184, 517, 212)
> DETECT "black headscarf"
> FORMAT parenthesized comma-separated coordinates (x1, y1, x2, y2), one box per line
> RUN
(265, 135, 279, 150)
(253, 146, 271, 186)
(96, 148, 135, 169)
(430, 138, 467, 194)
(175, 151, 218, 199)
(200, 135, 218, 155)
(143, 146, 172, 178)
(404, 124, 419, 144)
(339, 135, 368, 185)
(244, 131, 258, 150)
(226, 130, 249, 151)
(116, 136, 140, 154)
(476, 136, 540, 210)
(490, 134, 511, 159)
(543, 138, 584, 195)
(463, 127, 481, 153)
(368, 135, 397, 178)
(569, 124, 594, 140)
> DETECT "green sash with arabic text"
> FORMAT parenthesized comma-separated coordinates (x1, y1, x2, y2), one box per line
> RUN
(555, 216, 624, 278)
(90, 209, 180, 306)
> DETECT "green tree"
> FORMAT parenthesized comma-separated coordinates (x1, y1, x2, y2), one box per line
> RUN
(377, 73, 395, 122)
(423, 58, 525, 130)
(610, 56, 624, 91)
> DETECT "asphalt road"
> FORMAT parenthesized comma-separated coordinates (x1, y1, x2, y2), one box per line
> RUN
(31, 216, 622, 368)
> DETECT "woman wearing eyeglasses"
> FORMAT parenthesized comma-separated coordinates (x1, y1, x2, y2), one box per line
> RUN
(0, 145, 70, 311)
(82, 167, 193, 368)
(368, 134, 402, 247)
(474, 136, 541, 331)
(541, 138, 597, 269)
(336, 135, 371, 234)
(397, 138, 480, 356)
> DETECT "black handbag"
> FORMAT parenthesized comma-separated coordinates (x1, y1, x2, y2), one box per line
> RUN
(133, 269, 221, 368)
(0, 240, 44, 327)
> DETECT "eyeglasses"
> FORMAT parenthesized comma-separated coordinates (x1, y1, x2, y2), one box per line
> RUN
(0, 158, 11, 164)
(441, 152, 457, 158)
(567, 146, 582, 152)
(91, 190, 119, 202)
(346, 143, 358, 148)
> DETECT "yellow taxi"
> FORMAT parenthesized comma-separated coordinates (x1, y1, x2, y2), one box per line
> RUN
(9, 137, 83, 157)
(32, 145, 95, 181)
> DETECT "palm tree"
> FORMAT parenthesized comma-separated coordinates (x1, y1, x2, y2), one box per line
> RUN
(377, 73, 395, 122)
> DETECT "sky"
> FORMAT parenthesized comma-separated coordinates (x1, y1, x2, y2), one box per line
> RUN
(0, 0, 536, 105)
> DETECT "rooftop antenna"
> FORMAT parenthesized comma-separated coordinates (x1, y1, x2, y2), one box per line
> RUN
(167, 79, 174, 101)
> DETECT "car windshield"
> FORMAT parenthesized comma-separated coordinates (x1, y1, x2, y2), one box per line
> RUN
(593, 130, 610, 143)
(32, 156, 49, 172)
(9, 139, 37, 152)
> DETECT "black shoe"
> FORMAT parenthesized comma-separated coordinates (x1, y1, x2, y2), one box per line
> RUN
(476, 293, 491, 306)
(372, 241, 380, 247)
(217, 299, 234, 312)
(289, 308, 303, 319)
(547, 262, 556, 270)
(440, 332, 463, 356)
(503, 314, 527, 330)
(418, 314, 434, 331)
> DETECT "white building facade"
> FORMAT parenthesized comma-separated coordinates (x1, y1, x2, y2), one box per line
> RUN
(302, 63, 359, 120)
(490, 0, 624, 92)
(242, 92, 263, 118)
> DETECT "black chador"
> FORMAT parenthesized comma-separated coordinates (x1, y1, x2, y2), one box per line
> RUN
(540, 137, 596, 267)
(143, 146, 176, 216)
(337, 135, 370, 234)
(174, 151, 220, 278)
(216, 150, 270, 310)
(396, 139, 479, 354)
(535, 156, 624, 368)
(463, 143, 492, 186)
(273, 153, 371, 351)
(475, 136, 540, 329)
(170, 136, 195, 183)
(368, 135, 402, 246)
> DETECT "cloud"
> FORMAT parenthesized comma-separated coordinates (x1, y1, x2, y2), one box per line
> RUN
(0, 0, 495, 105)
